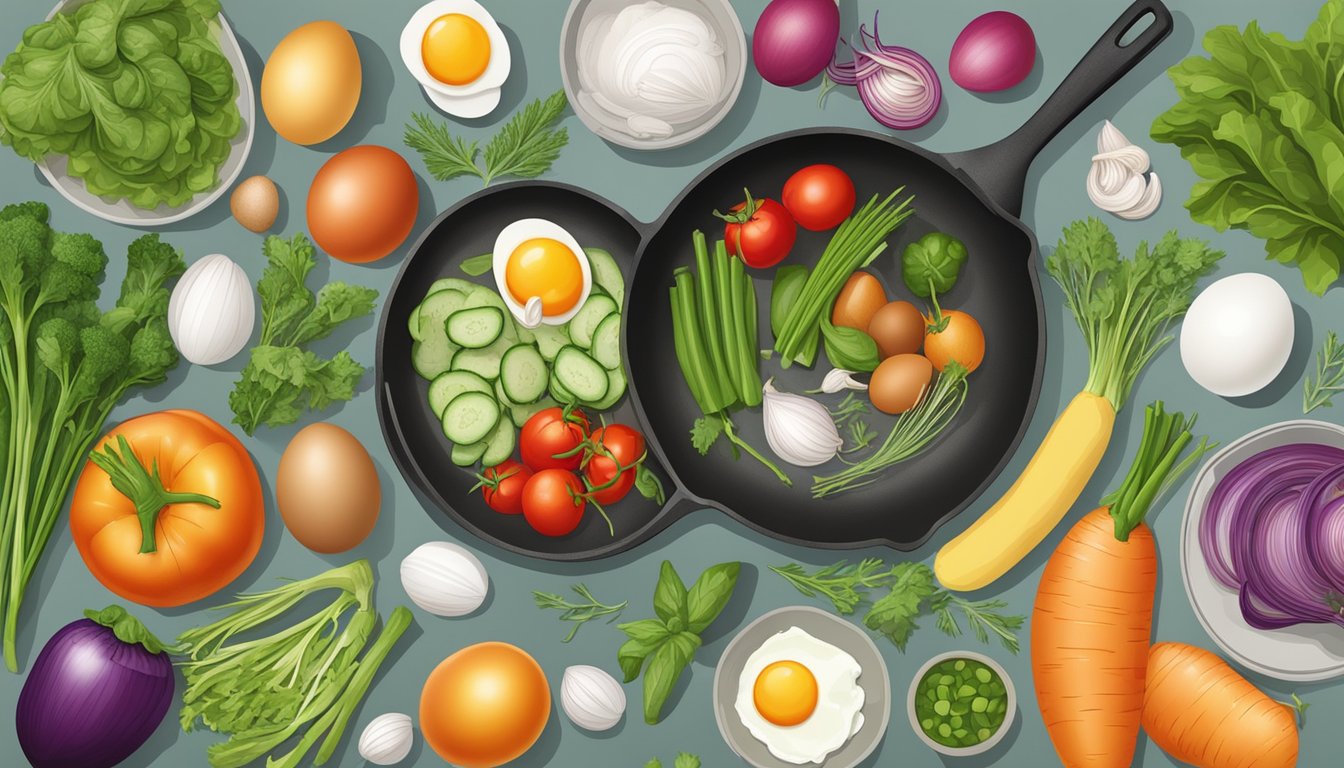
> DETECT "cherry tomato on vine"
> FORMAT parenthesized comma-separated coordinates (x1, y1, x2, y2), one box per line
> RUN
(717, 191, 797, 268)
(478, 459, 533, 515)
(583, 424, 647, 505)
(782, 164, 856, 231)
(522, 469, 587, 537)
(519, 407, 590, 471)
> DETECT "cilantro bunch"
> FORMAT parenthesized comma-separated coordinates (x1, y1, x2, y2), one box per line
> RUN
(0, 201, 185, 670)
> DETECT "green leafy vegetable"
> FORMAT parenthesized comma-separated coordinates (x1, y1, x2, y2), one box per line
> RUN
(229, 233, 378, 435)
(772, 559, 1025, 653)
(1304, 330, 1344, 413)
(0, 201, 185, 671)
(1045, 218, 1223, 411)
(0, 0, 241, 209)
(460, 253, 493, 277)
(903, 232, 968, 299)
(1150, 0, 1344, 294)
(819, 317, 880, 373)
(177, 560, 411, 768)
(404, 90, 569, 185)
(645, 755, 701, 768)
(618, 561, 740, 723)
(533, 584, 626, 642)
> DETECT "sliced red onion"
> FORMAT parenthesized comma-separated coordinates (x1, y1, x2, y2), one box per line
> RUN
(827, 15, 941, 130)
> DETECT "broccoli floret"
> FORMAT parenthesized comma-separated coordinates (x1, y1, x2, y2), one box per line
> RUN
(37, 261, 99, 305)
(0, 214, 53, 275)
(70, 324, 129, 402)
(127, 319, 179, 385)
(0, 201, 49, 225)
(35, 317, 79, 378)
(50, 231, 107, 276)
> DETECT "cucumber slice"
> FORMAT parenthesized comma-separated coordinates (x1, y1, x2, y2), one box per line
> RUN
(590, 313, 621, 370)
(511, 396, 558, 428)
(585, 247, 625, 308)
(412, 336, 456, 380)
(550, 376, 576, 405)
(463, 286, 518, 342)
(553, 346, 608, 403)
(480, 419, 517, 467)
(588, 366, 627, 411)
(494, 377, 516, 408)
(531, 323, 571, 361)
(450, 439, 489, 467)
(417, 290, 468, 336)
(450, 335, 512, 380)
(447, 306, 505, 349)
(427, 278, 477, 297)
(427, 370, 493, 418)
(500, 345, 548, 403)
(441, 392, 499, 445)
(569, 294, 617, 349)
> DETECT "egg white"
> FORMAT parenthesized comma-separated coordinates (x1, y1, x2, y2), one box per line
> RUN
(492, 218, 592, 327)
(734, 626, 866, 765)
(399, 0, 510, 116)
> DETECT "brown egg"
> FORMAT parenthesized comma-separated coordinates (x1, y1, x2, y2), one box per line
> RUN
(867, 300, 926, 359)
(230, 175, 279, 233)
(276, 423, 380, 553)
(261, 21, 362, 146)
(869, 353, 933, 414)
(831, 271, 887, 330)
(307, 145, 419, 263)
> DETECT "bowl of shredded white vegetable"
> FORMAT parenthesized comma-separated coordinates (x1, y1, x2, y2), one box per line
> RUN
(560, 0, 747, 150)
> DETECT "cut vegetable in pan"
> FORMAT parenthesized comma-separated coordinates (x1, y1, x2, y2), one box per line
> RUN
(1033, 403, 1212, 768)
(935, 218, 1223, 591)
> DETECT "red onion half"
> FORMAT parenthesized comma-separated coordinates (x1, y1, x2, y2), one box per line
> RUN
(827, 14, 941, 130)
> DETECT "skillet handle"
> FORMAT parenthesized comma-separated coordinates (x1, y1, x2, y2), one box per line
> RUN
(946, 0, 1172, 217)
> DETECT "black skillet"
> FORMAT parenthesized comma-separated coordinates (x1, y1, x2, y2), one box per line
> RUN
(378, 0, 1172, 560)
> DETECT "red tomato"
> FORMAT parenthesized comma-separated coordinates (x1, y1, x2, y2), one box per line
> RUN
(719, 194, 797, 268)
(480, 460, 533, 515)
(782, 164, 856, 231)
(519, 407, 590, 471)
(522, 469, 586, 537)
(583, 424, 647, 505)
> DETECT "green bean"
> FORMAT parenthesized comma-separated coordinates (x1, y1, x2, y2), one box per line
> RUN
(711, 236, 742, 394)
(692, 230, 732, 397)
(670, 271, 731, 414)
(727, 247, 762, 406)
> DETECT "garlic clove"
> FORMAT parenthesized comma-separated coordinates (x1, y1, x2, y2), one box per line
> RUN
(762, 378, 845, 467)
(399, 542, 490, 617)
(819, 368, 868, 393)
(1087, 120, 1162, 220)
(561, 665, 627, 731)
(358, 712, 414, 765)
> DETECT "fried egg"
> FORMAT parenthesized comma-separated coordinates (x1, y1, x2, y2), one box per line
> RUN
(400, 0, 510, 118)
(492, 219, 592, 328)
(734, 626, 865, 765)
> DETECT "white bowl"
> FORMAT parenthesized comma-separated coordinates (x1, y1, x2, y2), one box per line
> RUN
(907, 650, 1017, 758)
(12, 0, 255, 227)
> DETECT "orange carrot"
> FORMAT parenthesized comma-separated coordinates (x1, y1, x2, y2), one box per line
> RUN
(1143, 642, 1303, 768)
(1032, 403, 1212, 768)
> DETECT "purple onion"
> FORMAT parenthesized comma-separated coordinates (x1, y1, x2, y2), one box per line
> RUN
(753, 0, 842, 87)
(827, 15, 942, 130)
(1200, 443, 1344, 630)
(948, 11, 1037, 93)
(17, 606, 175, 768)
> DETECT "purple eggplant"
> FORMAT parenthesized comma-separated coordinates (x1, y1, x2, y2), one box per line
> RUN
(16, 606, 175, 768)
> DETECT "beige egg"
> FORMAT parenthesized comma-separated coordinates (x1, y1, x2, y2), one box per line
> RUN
(262, 21, 362, 145)
(276, 423, 380, 553)
(230, 175, 279, 233)
(869, 353, 933, 415)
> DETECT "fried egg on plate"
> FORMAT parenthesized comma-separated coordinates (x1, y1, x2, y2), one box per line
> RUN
(734, 626, 865, 765)
(399, 0, 510, 118)
(492, 219, 592, 328)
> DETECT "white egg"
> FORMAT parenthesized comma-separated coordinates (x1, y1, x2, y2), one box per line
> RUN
(734, 626, 866, 765)
(492, 219, 593, 328)
(1180, 272, 1294, 397)
(399, 0, 510, 118)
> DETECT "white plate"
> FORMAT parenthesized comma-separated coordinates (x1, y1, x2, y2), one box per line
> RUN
(14, 0, 255, 227)
(1181, 419, 1344, 682)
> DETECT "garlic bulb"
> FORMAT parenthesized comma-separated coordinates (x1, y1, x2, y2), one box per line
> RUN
(561, 665, 627, 731)
(400, 541, 489, 617)
(167, 254, 255, 365)
(818, 368, 868, 394)
(762, 378, 844, 467)
(358, 712, 414, 765)
(1086, 120, 1161, 220)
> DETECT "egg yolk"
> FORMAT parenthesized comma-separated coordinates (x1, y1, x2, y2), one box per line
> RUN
(421, 13, 491, 85)
(753, 660, 819, 726)
(505, 238, 585, 316)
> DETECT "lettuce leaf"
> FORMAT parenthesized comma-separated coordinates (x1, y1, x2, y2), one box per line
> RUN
(1151, 0, 1344, 294)
(0, 0, 239, 209)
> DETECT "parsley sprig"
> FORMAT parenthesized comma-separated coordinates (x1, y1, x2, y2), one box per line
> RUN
(771, 559, 1024, 653)
(404, 90, 569, 185)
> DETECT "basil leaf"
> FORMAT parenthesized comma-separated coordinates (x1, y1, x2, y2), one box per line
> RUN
(820, 318, 880, 373)
(685, 562, 741, 634)
(459, 253, 492, 277)
(642, 632, 700, 724)
(618, 636, 662, 683)
(619, 618, 672, 645)
(902, 233, 968, 298)
(652, 561, 689, 627)
(769, 264, 809, 338)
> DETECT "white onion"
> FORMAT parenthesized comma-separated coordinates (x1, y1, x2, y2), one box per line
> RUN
(167, 254, 254, 365)
(762, 378, 844, 467)
(399, 542, 489, 617)
(1086, 121, 1162, 220)
(561, 665, 627, 731)
(358, 712, 414, 765)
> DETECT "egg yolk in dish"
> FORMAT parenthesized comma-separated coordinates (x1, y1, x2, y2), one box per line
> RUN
(505, 238, 585, 316)
(421, 13, 491, 85)
(753, 660, 819, 726)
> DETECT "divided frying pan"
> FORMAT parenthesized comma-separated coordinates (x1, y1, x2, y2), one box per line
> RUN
(377, 0, 1173, 560)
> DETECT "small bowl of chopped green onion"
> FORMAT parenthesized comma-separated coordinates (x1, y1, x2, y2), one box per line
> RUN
(907, 651, 1016, 757)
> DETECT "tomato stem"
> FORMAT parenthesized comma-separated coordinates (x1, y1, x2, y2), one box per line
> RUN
(925, 277, 948, 333)
(87, 435, 221, 554)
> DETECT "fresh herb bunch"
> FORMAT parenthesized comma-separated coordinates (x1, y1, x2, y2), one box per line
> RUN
(646, 753, 701, 768)
(229, 233, 378, 434)
(619, 561, 741, 724)
(772, 559, 1024, 653)
(405, 90, 569, 185)
(0, 202, 186, 671)
(178, 560, 411, 768)
(534, 583, 627, 642)
(902, 232, 968, 332)
(1046, 218, 1223, 411)
(1304, 330, 1344, 414)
